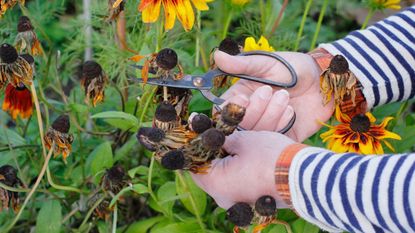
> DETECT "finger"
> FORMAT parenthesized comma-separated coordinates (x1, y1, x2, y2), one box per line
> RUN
(239, 85, 273, 129)
(220, 81, 255, 100)
(253, 90, 290, 131)
(214, 51, 275, 77)
(275, 105, 295, 132)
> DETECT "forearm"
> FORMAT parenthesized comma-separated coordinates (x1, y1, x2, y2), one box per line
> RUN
(319, 6, 415, 109)
(280, 146, 415, 232)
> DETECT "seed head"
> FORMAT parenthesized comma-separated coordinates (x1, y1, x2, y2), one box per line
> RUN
(219, 38, 240, 55)
(191, 114, 212, 134)
(0, 43, 18, 64)
(227, 202, 254, 227)
(106, 165, 125, 183)
(254, 195, 277, 216)
(156, 48, 178, 70)
(221, 103, 246, 126)
(17, 16, 34, 32)
(155, 101, 177, 123)
(201, 128, 225, 151)
(20, 54, 34, 65)
(137, 127, 165, 151)
(161, 150, 185, 170)
(350, 114, 371, 133)
(0, 165, 19, 186)
(329, 55, 349, 74)
(102, 165, 126, 193)
(52, 115, 70, 134)
(82, 61, 103, 79)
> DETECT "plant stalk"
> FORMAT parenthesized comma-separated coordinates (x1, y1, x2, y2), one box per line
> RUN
(294, 0, 313, 51)
(310, 0, 329, 50)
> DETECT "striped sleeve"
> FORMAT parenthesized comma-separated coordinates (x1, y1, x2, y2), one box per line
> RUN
(319, 6, 415, 109)
(289, 147, 415, 233)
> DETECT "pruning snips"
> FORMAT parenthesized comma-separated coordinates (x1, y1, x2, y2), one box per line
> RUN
(130, 51, 298, 134)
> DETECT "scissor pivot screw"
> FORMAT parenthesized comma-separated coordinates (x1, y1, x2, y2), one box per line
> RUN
(193, 77, 204, 87)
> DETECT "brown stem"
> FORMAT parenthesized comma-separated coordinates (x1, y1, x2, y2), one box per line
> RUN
(269, 0, 289, 37)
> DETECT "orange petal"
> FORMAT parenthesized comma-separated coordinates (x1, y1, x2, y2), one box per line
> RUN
(112, 0, 123, 8)
(359, 136, 375, 154)
(140, 0, 162, 23)
(129, 55, 145, 62)
(174, 0, 195, 31)
(163, 0, 177, 30)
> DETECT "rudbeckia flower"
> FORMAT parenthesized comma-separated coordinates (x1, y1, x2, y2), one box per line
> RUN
(0, 165, 23, 212)
(0, 43, 33, 88)
(15, 16, 43, 56)
(243, 36, 275, 52)
(321, 107, 401, 154)
(371, 0, 401, 10)
(138, 0, 213, 31)
(80, 61, 108, 107)
(0, 0, 24, 17)
(2, 83, 32, 120)
(44, 115, 74, 163)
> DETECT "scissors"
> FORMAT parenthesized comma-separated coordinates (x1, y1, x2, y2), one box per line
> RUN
(130, 51, 298, 134)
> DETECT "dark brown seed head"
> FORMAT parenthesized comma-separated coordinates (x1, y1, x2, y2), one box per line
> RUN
(137, 127, 165, 142)
(0, 43, 18, 64)
(218, 38, 240, 56)
(191, 114, 212, 134)
(201, 128, 225, 151)
(17, 16, 34, 32)
(20, 54, 34, 65)
(0, 165, 19, 186)
(156, 48, 178, 70)
(155, 102, 177, 123)
(161, 150, 185, 170)
(221, 103, 246, 126)
(52, 115, 70, 134)
(82, 61, 103, 79)
(254, 195, 277, 216)
(329, 55, 349, 74)
(350, 114, 371, 133)
(106, 165, 125, 183)
(227, 202, 254, 227)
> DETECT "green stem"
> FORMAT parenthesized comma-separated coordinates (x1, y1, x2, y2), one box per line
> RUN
(361, 8, 374, 29)
(195, 10, 201, 67)
(77, 195, 106, 231)
(112, 204, 118, 233)
(138, 86, 158, 127)
(260, 0, 266, 33)
(222, 8, 233, 39)
(294, 0, 313, 51)
(46, 167, 83, 193)
(310, 0, 329, 50)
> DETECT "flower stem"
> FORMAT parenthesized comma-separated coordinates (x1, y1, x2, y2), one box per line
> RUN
(361, 8, 374, 29)
(77, 195, 106, 231)
(294, 0, 313, 51)
(46, 167, 83, 193)
(268, 0, 288, 37)
(310, 0, 329, 50)
(222, 7, 233, 39)
(112, 204, 118, 233)
(30, 83, 47, 158)
(195, 10, 201, 67)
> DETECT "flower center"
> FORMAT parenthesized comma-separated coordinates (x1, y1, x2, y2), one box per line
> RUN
(218, 38, 240, 56)
(0, 43, 18, 64)
(156, 48, 178, 70)
(17, 16, 34, 32)
(350, 114, 370, 133)
(82, 61, 103, 79)
(329, 55, 349, 74)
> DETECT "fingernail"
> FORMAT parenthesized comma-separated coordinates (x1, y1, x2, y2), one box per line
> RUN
(274, 90, 289, 104)
(258, 85, 273, 100)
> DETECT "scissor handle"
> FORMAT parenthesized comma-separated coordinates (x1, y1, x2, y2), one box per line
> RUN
(206, 51, 298, 88)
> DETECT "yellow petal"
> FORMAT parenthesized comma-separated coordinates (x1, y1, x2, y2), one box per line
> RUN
(382, 140, 395, 152)
(359, 137, 375, 155)
(174, 0, 195, 31)
(243, 37, 258, 52)
(141, 0, 162, 23)
(191, 0, 209, 10)
(379, 130, 402, 140)
(112, 0, 123, 8)
(366, 112, 377, 123)
(163, 0, 177, 30)
(257, 36, 274, 52)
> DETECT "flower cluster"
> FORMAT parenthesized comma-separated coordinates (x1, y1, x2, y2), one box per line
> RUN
(0, 165, 23, 212)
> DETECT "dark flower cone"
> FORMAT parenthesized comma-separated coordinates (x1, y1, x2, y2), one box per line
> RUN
(0, 43, 18, 64)
(20, 54, 35, 65)
(219, 38, 240, 55)
(82, 61, 103, 79)
(156, 48, 178, 70)
(329, 55, 349, 74)
(52, 115, 70, 134)
(155, 102, 177, 122)
(254, 195, 277, 216)
(227, 202, 254, 227)
(201, 128, 225, 151)
(191, 113, 212, 134)
(161, 150, 185, 170)
(17, 16, 34, 32)
(0, 165, 19, 187)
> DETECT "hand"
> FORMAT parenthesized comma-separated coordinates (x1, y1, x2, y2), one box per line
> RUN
(191, 130, 295, 209)
(215, 51, 334, 142)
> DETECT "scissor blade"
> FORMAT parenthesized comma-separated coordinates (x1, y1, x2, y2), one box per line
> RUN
(130, 75, 212, 90)
(130, 64, 157, 74)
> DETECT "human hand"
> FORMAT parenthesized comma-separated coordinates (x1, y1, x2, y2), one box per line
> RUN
(215, 51, 334, 142)
(191, 130, 295, 209)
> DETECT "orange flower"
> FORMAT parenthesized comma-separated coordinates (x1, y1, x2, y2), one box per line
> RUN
(321, 107, 401, 154)
(15, 16, 43, 56)
(2, 83, 32, 120)
(138, 0, 213, 31)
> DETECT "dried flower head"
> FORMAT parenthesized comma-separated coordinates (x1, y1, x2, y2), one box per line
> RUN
(15, 16, 43, 56)
(101, 165, 127, 194)
(141, 48, 184, 84)
(0, 165, 22, 212)
(215, 103, 246, 135)
(320, 55, 357, 106)
(2, 83, 33, 120)
(80, 61, 108, 107)
(254, 195, 276, 216)
(88, 193, 113, 220)
(161, 150, 186, 170)
(0, 43, 33, 88)
(137, 127, 166, 151)
(44, 115, 74, 162)
(190, 113, 212, 134)
(155, 87, 192, 118)
(212, 38, 241, 88)
(156, 48, 178, 70)
(153, 101, 181, 131)
(227, 202, 254, 228)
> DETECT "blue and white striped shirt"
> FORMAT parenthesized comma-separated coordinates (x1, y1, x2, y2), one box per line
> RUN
(290, 6, 415, 233)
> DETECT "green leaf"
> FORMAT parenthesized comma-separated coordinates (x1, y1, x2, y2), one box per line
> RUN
(114, 135, 137, 162)
(91, 111, 139, 131)
(175, 172, 207, 216)
(133, 183, 149, 194)
(189, 91, 213, 114)
(0, 126, 26, 146)
(151, 221, 201, 233)
(128, 166, 149, 178)
(86, 141, 114, 177)
(277, 209, 299, 222)
(157, 182, 177, 216)
(125, 216, 165, 233)
(35, 200, 62, 233)
(290, 218, 319, 233)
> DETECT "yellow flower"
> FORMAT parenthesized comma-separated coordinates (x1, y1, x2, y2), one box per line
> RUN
(243, 36, 275, 52)
(371, 0, 401, 10)
(138, 0, 213, 31)
(320, 107, 401, 154)
(231, 0, 249, 6)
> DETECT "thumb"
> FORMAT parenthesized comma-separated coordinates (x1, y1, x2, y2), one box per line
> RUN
(214, 51, 274, 76)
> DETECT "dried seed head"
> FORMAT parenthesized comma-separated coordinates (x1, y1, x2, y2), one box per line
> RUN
(102, 165, 126, 193)
(201, 128, 225, 151)
(156, 48, 178, 70)
(136, 127, 165, 151)
(350, 114, 371, 133)
(17, 16, 34, 32)
(52, 115, 70, 134)
(155, 102, 177, 123)
(219, 38, 240, 55)
(106, 165, 125, 183)
(227, 202, 254, 227)
(329, 55, 349, 74)
(191, 114, 212, 134)
(221, 103, 246, 126)
(82, 61, 103, 79)
(20, 54, 34, 65)
(161, 150, 185, 170)
(0, 43, 18, 64)
(0, 165, 18, 186)
(254, 195, 277, 216)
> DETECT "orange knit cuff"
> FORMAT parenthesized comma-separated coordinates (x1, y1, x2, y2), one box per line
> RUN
(275, 143, 308, 207)
(308, 48, 333, 72)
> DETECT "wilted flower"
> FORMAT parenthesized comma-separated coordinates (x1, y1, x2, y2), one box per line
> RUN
(100, 165, 127, 194)
(15, 16, 43, 56)
(154, 87, 192, 118)
(153, 101, 181, 131)
(138, 0, 213, 31)
(80, 61, 108, 107)
(108, 0, 125, 21)
(370, 0, 401, 10)
(243, 36, 275, 52)
(321, 107, 401, 154)
(212, 38, 241, 88)
(0, 165, 23, 212)
(215, 103, 246, 135)
(44, 115, 74, 162)
(0, 43, 33, 88)
(140, 48, 184, 84)
(88, 193, 113, 220)
(2, 83, 32, 120)
(0, 0, 24, 17)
